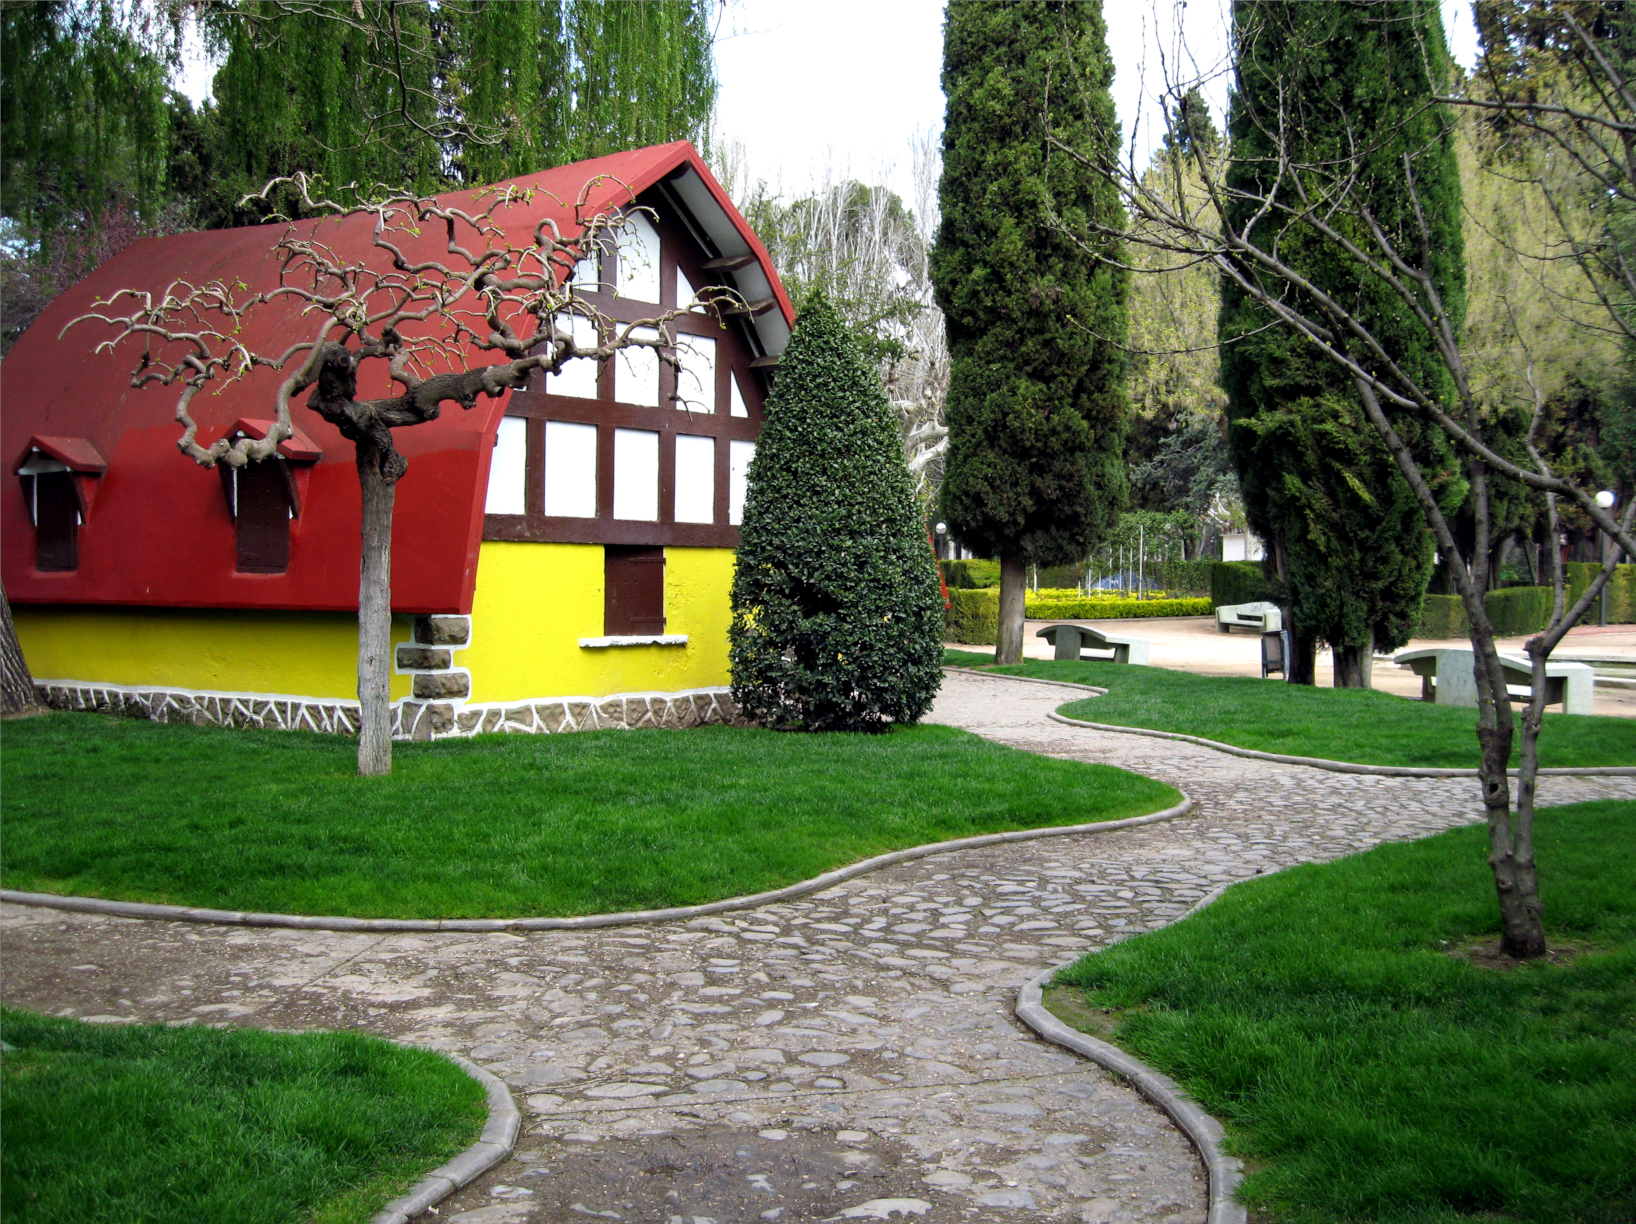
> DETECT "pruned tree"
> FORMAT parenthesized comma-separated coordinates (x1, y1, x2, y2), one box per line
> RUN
(1046, 0, 1635, 958)
(68, 173, 734, 776)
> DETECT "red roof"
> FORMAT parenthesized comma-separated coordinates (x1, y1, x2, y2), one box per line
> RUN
(1, 141, 793, 614)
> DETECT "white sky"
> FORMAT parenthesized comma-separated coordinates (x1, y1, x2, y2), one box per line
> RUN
(177, 1, 1482, 216)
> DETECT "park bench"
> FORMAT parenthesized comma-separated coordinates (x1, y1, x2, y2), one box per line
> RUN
(1216, 601, 1283, 634)
(1392, 647, 1596, 715)
(1036, 622, 1151, 665)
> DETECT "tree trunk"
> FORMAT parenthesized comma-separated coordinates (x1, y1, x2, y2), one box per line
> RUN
(0, 581, 42, 715)
(996, 553, 1027, 665)
(356, 436, 397, 776)
(1286, 617, 1317, 685)
(1332, 628, 1373, 688)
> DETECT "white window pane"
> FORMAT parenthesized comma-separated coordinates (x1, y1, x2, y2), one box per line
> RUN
(546, 314, 599, 399)
(676, 265, 696, 308)
(616, 211, 661, 303)
(544, 421, 598, 518)
(729, 373, 749, 418)
(485, 416, 528, 515)
(615, 325, 660, 407)
(571, 256, 599, 292)
(613, 428, 659, 521)
(674, 434, 715, 524)
(676, 334, 716, 414)
(729, 439, 755, 526)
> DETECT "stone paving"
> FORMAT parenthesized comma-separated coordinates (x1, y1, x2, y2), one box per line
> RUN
(4, 670, 1633, 1224)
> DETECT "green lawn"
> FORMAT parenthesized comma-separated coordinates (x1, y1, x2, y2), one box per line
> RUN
(1048, 799, 1636, 1224)
(944, 650, 1636, 768)
(0, 712, 1178, 919)
(0, 1009, 485, 1224)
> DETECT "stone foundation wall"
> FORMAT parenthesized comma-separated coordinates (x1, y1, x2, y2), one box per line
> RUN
(37, 679, 745, 740)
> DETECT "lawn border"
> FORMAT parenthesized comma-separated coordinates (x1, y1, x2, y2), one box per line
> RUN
(0, 793, 1194, 931)
(1018, 960, 1247, 1224)
(1046, 710, 1636, 778)
(946, 664, 1636, 776)
(370, 1047, 519, 1224)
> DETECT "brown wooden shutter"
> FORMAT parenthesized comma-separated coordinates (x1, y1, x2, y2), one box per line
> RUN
(604, 546, 666, 635)
(236, 460, 290, 574)
(34, 472, 78, 571)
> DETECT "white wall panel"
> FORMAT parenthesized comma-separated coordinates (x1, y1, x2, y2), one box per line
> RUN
(615, 325, 660, 406)
(543, 421, 598, 518)
(616, 212, 662, 303)
(676, 265, 697, 308)
(613, 428, 660, 521)
(484, 415, 528, 515)
(546, 314, 599, 399)
(674, 434, 715, 523)
(729, 373, 749, 418)
(729, 439, 755, 526)
(676, 334, 716, 414)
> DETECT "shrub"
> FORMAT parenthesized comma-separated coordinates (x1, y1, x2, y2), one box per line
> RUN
(1484, 585, 1554, 636)
(940, 559, 1001, 589)
(1567, 561, 1636, 624)
(1210, 560, 1274, 608)
(1416, 593, 1468, 639)
(945, 588, 1000, 645)
(1152, 559, 1213, 595)
(729, 291, 945, 730)
(1027, 596, 1213, 620)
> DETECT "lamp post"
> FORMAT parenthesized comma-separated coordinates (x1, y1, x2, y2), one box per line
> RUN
(934, 520, 948, 561)
(1596, 491, 1617, 626)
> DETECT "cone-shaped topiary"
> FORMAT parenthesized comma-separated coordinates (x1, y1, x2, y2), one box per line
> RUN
(729, 290, 945, 731)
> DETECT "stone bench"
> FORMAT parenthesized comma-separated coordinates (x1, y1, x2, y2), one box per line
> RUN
(1392, 648, 1596, 715)
(1216, 601, 1282, 634)
(1036, 623, 1150, 665)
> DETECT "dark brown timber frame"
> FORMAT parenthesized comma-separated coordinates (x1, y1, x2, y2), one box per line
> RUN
(484, 188, 770, 549)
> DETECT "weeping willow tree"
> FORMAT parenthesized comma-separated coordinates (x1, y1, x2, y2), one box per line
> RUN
(205, 0, 719, 225)
(3, 2, 719, 234)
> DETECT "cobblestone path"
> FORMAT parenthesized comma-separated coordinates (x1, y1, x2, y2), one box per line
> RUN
(4, 671, 1631, 1224)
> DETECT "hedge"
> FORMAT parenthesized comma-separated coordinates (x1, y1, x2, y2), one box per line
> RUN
(1416, 594, 1468, 640)
(1566, 561, 1636, 623)
(946, 588, 1000, 644)
(1027, 597, 1213, 620)
(1210, 560, 1274, 608)
(941, 559, 1001, 589)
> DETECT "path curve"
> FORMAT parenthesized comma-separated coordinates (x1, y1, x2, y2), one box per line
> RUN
(5, 670, 1633, 1224)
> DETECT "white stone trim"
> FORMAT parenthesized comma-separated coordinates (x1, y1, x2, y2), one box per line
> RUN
(578, 634, 689, 648)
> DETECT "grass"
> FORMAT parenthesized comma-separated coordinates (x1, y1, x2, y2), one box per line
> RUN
(944, 649, 1636, 768)
(1047, 799, 1636, 1224)
(0, 1009, 485, 1224)
(0, 712, 1179, 919)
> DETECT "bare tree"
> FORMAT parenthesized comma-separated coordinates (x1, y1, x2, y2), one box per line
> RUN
(1048, 10, 1634, 959)
(69, 174, 733, 776)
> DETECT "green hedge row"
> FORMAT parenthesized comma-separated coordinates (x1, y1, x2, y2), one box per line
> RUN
(941, 559, 1001, 589)
(1566, 561, 1636, 623)
(1028, 596, 1214, 620)
(945, 588, 1000, 643)
(1210, 560, 1274, 608)
(943, 588, 1213, 644)
(1416, 589, 1553, 639)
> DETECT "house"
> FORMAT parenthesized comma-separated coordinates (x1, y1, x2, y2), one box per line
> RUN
(1, 142, 794, 739)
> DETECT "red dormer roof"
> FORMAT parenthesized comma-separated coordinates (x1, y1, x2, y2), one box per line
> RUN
(1, 141, 792, 614)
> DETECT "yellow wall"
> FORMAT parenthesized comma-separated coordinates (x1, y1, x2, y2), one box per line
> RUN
(13, 606, 412, 700)
(461, 542, 736, 702)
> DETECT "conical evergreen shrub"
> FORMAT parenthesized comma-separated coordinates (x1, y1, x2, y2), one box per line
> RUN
(729, 291, 944, 731)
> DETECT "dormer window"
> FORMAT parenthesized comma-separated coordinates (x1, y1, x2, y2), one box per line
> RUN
(14, 436, 106, 573)
(219, 420, 322, 575)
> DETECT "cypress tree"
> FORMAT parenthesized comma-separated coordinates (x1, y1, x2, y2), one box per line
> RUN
(1220, 0, 1466, 685)
(728, 291, 945, 732)
(932, 0, 1129, 664)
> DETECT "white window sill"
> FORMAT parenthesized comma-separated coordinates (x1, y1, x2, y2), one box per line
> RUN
(578, 635, 689, 649)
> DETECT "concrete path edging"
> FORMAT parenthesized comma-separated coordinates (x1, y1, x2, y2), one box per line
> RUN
(1017, 963, 1246, 1224)
(942, 665, 1109, 695)
(1046, 710, 1636, 779)
(371, 1049, 520, 1224)
(0, 795, 1194, 934)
